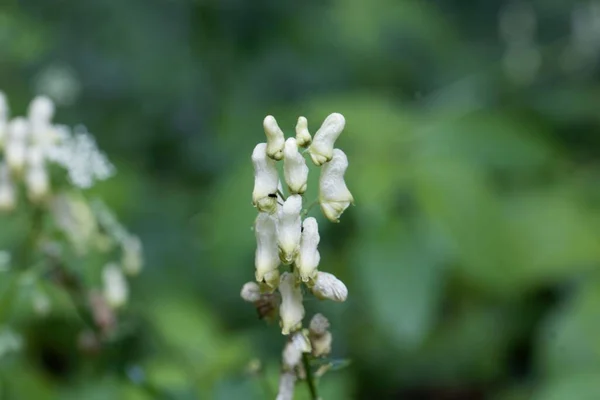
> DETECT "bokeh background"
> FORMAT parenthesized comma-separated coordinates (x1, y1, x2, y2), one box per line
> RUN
(1, 0, 600, 399)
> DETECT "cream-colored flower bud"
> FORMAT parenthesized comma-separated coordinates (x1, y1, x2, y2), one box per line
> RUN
(295, 217, 320, 283)
(311, 271, 348, 302)
(276, 194, 302, 264)
(309, 313, 330, 336)
(308, 113, 345, 166)
(311, 330, 332, 357)
(6, 118, 29, 173)
(0, 164, 16, 212)
(283, 137, 308, 194)
(279, 272, 305, 335)
(263, 115, 285, 160)
(240, 281, 262, 303)
(319, 149, 353, 222)
(295, 116, 311, 147)
(255, 212, 281, 289)
(102, 263, 128, 309)
(26, 165, 49, 202)
(252, 143, 279, 213)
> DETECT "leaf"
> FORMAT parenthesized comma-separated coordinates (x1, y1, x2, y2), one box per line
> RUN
(353, 218, 445, 350)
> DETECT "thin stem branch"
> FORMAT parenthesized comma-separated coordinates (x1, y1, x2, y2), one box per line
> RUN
(302, 352, 319, 400)
(302, 199, 318, 217)
(277, 189, 287, 201)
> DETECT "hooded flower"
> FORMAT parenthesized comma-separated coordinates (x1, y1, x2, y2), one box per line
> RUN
(283, 137, 309, 194)
(263, 115, 285, 160)
(295, 217, 320, 283)
(252, 143, 279, 213)
(279, 272, 304, 335)
(276, 194, 302, 264)
(308, 113, 345, 166)
(295, 116, 311, 147)
(255, 212, 281, 289)
(311, 271, 348, 302)
(319, 149, 353, 222)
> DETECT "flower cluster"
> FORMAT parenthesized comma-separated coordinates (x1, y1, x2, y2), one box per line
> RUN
(0, 91, 114, 210)
(244, 112, 353, 336)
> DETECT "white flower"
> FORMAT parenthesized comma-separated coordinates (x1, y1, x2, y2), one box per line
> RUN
(240, 281, 262, 303)
(308, 313, 332, 357)
(279, 272, 305, 335)
(0, 164, 16, 211)
(5, 117, 29, 173)
(28, 95, 55, 144)
(255, 212, 281, 289)
(46, 128, 115, 189)
(311, 271, 348, 302)
(102, 263, 128, 309)
(26, 165, 49, 202)
(25, 146, 50, 202)
(276, 194, 302, 264)
(295, 217, 320, 283)
(263, 115, 285, 160)
(308, 113, 345, 166)
(121, 235, 143, 276)
(295, 116, 311, 147)
(283, 137, 309, 194)
(319, 149, 353, 222)
(252, 143, 279, 213)
(0, 92, 8, 147)
(282, 331, 311, 368)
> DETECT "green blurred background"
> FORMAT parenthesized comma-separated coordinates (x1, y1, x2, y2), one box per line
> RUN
(2, 0, 600, 399)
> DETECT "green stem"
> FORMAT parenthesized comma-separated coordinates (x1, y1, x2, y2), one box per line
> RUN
(302, 352, 319, 400)
(302, 199, 318, 217)
(277, 189, 287, 201)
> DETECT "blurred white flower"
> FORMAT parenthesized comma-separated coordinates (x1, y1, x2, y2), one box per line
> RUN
(6, 117, 29, 173)
(295, 116, 311, 147)
(34, 64, 81, 106)
(0, 91, 8, 147)
(319, 149, 353, 222)
(254, 212, 281, 289)
(102, 263, 128, 309)
(311, 271, 348, 302)
(263, 115, 285, 160)
(308, 113, 345, 166)
(276, 194, 302, 264)
(122, 234, 143, 276)
(278, 272, 304, 335)
(283, 137, 308, 194)
(47, 127, 115, 189)
(252, 143, 279, 213)
(295, 217, 320, 283)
